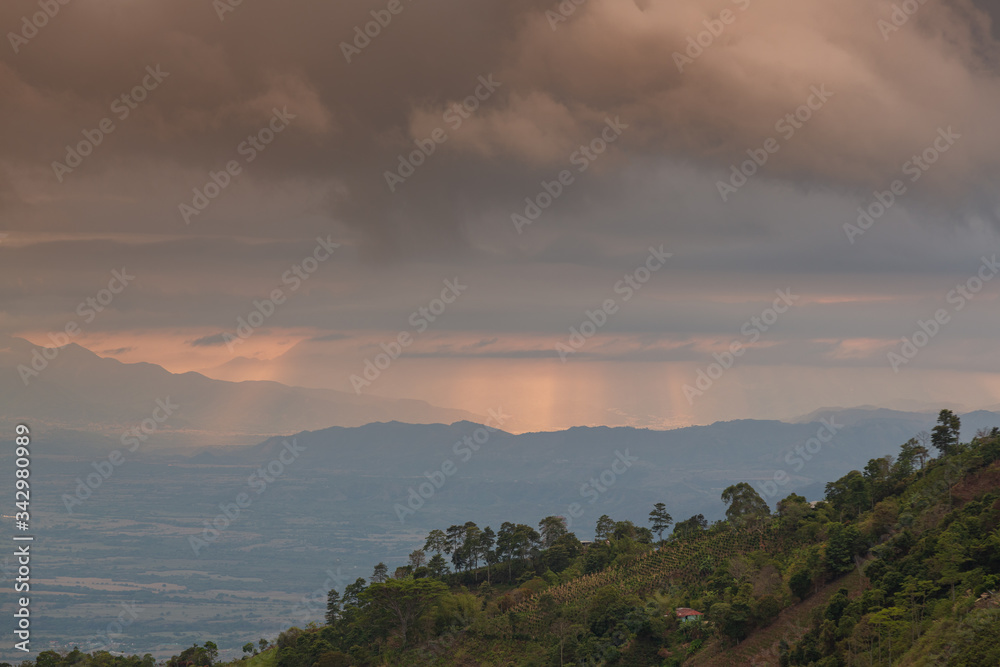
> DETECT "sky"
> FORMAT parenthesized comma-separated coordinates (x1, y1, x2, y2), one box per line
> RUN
(2, 0, 1000, 433)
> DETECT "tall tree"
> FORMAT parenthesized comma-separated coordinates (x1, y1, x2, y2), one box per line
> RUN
(594, 514, 615, 541)
(496, 522, 517, 578)
(931, 409, 961, 456)
(372, 562, 389, 583)
(460, 522, 482, 572)
(512, 523, 540, 564)
(408, 549, 426, 569)
(445, 524, 466, 554)
(479, 526, 496, 583)
(863, 456, 894, 506)
(648, 503, 673, 542)
(538, 516, 569, 548)
(424, 529, 447, 555)
(342, 577, 367, 611)
(427, 553, 449, 578)
(895, 438, 923, 477)
(325, 589, 341, 625)
(721, 482, 770, 524)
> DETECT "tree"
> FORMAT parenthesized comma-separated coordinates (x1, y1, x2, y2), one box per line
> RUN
(496, 521, 517, 577)
(551, 618, 582, 666)
(372, 562, 389, 583)
(450, 522, 482, 573)
(789, 568, 813, 600)
(611, 520, 652, 543)
(544, 544, 572, 573)
(673, 514, 708, 540)
(539, 515, 569, 548)
(648, 503, 673, 542)
(427, 553, 449, 578)
(825, 470, 869, 520)
(895, 438, 925, 477)
(595, 514, 615, 541)
(360, 578, 448, 645)
(408, 549, 426, 569)
(825, 523, 863, 574)
(863, 455, 894, 506)
(258, 638, 268, 652)
(445, 524, 466, 554)
(424, 529, 447, 555)
(931, 409, 961, 456)
(479, 526, 496, 583)
(709, 602, 751, 644)
(241, 643, 255, 657)
(203, 642, 218, 663)
(342, 578, 367, 609)
(168, 644, 214, 667)
(721, 483, 770, 524)
(512, 523, 540, 563)
(325, 589, 341, 625)
(776, 493, 809, 524)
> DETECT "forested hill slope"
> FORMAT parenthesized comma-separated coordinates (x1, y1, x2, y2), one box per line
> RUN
(236, 409, 1000, 665)
(14, 410, 1000, 666)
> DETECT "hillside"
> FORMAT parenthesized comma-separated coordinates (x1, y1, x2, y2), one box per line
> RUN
(231, 409, 1000, 665)
(14, 410, 1000, 666)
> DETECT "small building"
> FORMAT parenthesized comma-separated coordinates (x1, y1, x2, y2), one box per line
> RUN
(675, 607, 704, 622)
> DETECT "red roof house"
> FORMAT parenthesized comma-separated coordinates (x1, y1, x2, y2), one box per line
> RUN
(675, 607, 704, 622)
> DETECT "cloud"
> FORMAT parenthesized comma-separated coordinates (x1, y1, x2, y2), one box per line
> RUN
(189, 333, 231, 348)
(0, 0, 997, 257)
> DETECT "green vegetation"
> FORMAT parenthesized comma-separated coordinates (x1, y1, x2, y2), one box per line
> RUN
(10, 411, 1000, 665)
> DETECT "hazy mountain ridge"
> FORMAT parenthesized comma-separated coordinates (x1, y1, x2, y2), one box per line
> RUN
(0, 336, 483, 443)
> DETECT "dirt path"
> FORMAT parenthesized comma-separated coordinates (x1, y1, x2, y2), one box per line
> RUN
(685, 569, 864, 667)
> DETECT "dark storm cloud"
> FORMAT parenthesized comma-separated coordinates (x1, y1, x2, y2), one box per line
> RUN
(1, 0, 998, 258)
